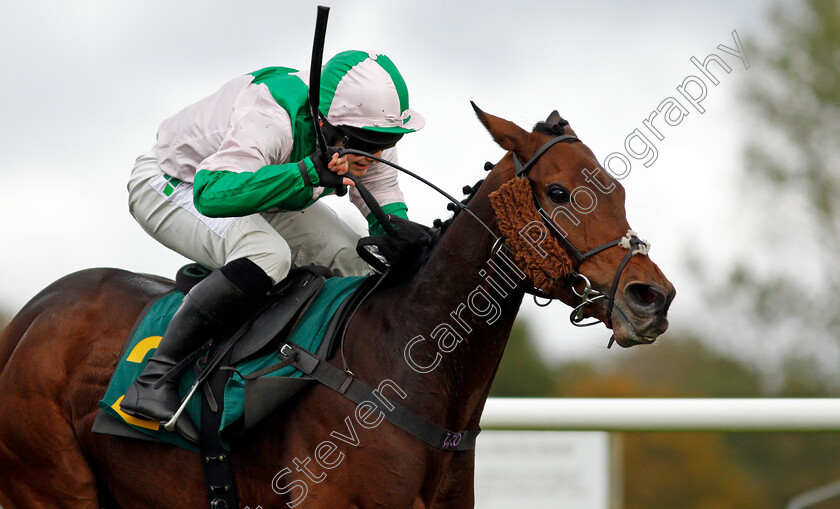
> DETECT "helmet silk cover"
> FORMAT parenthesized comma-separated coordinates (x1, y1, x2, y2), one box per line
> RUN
(319, 50, 424, 134)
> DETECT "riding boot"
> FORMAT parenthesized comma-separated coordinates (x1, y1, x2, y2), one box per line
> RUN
(121, 258, 272, 443)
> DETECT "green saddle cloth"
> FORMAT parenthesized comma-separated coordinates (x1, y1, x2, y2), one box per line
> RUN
(98, 276, 367, 452)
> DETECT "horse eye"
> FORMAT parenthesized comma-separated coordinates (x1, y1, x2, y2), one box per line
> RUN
(547, 186, 569, 203)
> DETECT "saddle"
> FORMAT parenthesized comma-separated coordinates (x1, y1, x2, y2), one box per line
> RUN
(93, 263, 373, 507)
(94, 264, 373, 444)
(94, 219, 467, 508)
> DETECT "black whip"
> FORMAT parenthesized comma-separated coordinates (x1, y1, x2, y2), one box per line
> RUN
(308, 5, 347, 197)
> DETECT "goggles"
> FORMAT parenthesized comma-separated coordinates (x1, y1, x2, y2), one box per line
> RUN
(323, 117, 403, 154)
(336, 131, 400, 154)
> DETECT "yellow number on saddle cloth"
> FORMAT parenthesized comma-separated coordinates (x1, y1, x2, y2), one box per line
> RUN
(111, 336, 164, 431)
(126, 336, 162, 362)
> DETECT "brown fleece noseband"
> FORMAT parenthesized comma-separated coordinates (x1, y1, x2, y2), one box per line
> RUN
(488, 134, 650, 336)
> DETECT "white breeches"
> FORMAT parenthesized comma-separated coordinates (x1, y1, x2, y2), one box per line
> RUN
(127, 148, 370, 284)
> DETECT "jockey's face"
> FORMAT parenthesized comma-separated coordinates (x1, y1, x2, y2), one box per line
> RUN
(333, 141, 383, 177)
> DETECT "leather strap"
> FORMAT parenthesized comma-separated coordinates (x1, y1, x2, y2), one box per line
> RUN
(282, 343, 480, 451)
(513, 134, 579, 177)
(510, 134, 649, 330)
(605, 237, 644, 326)
(346, 176, 397, 236)
(200, 351, 238, 509)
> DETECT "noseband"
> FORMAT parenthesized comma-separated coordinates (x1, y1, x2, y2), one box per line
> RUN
(511, 134, 651, 344)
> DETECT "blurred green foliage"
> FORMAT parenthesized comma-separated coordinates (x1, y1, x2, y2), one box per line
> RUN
(717, 0, 840, 365)
(491, 319, 840, 508)
(742, 0, 840, 223)
(488, 320, 556, 397)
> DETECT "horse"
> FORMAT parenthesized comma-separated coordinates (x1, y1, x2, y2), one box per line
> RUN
(0, 104, 674, 508)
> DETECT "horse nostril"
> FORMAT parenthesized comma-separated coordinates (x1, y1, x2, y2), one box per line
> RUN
(626, 283, 663, 308)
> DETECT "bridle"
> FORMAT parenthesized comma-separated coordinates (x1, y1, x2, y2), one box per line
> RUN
(511, 133, 651, 345)
(341, 136, 650, 347)
(304, 5, 650, 345)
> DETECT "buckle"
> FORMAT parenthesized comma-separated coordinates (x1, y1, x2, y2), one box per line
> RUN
(280, 343, 295, 358)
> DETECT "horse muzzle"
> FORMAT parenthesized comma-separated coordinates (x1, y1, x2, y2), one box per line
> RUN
(609, 280, 675, 347)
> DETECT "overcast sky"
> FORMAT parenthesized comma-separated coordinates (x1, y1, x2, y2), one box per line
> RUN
(0, 0, 782, 362)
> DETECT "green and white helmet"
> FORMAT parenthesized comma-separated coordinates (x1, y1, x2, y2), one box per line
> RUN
(319, 50, 425, 136)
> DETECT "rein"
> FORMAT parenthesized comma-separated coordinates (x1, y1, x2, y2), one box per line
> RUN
(307, 0, 644, 351)
(339, 140, 651, 345)
(338, 149, 501, 241)
(304, 7, 482, 451)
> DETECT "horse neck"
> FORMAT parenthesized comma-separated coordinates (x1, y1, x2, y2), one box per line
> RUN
(363, 166, 526, 430)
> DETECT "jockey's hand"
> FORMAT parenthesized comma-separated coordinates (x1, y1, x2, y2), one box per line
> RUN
(308, 149, 355, 189)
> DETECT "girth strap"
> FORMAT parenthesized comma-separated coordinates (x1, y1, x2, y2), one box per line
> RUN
(281, 343, 480, 451)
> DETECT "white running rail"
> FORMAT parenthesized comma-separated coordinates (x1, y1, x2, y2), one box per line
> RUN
(480, 398, 840, 431)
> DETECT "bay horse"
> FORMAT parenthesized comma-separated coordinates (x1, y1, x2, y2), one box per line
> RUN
(0, 105, 674, 508)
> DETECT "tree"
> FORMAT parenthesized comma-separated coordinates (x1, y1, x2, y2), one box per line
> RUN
(551, 333, 840, 507)
(489, 319, 556, 397)
(623, 432, 769, 509)
(713, 0, 840, 374)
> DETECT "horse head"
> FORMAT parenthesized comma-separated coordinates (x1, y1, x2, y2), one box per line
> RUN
(473, 103, 675, 347)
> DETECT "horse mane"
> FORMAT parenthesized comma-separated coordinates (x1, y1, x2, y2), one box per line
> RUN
(433, 176, 486, 235)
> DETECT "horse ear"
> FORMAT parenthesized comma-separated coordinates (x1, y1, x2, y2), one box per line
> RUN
(471, 101, 533, 154)
(544, 110, 578, 137)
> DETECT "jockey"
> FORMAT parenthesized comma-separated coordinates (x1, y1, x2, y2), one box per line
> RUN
(122, 50, 424, 442)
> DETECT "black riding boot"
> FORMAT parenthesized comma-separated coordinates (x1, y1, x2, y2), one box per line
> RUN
(121, 258, 271, 443)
